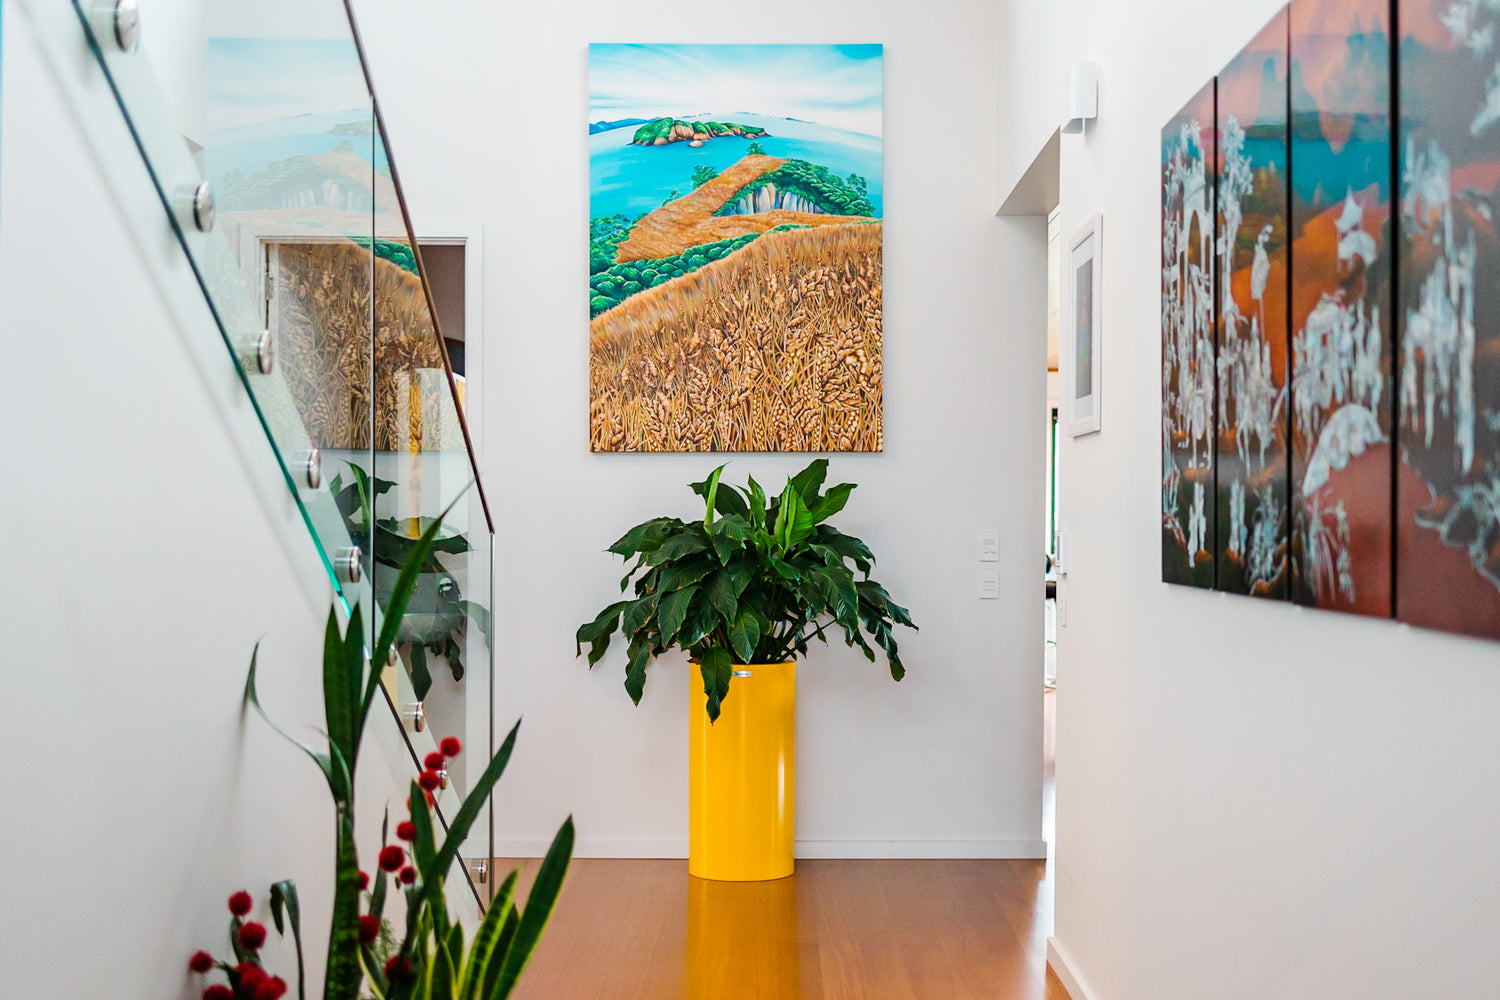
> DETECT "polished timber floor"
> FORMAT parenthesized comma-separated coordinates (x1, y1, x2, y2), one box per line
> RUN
(503, 694, 1065, 1000)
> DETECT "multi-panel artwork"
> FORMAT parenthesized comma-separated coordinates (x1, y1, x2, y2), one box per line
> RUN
(1216, 11, 1291, 598)
(1161, 0, 1500, 642)
(1162, 81, 1219, 589)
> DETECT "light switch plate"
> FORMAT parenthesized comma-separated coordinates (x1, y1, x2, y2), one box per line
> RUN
(1053, 530, 1069, 574)
(978, 529, 1001, 562)
(978, 567, 1000, 599)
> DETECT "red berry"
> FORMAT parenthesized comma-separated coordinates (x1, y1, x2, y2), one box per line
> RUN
(358, 870, 370, 891)
(378, 845, 405, 872)
(395, 820, 416, 842)
(359, 914, 380, 945)
(424, 752, 446, 770)
(439, 737, 462, 757)
(235, 963, 266, 990)
(253, 976, 288, 1000)
(399, 866, 417, 885)
(238, 921, 267, 950)
(384, 955, 414, 983)
(188, 951, 215, 974)
(204, 986, 234, 1000)
(227, 891, 253, 917)
(418, 770, 442, 791)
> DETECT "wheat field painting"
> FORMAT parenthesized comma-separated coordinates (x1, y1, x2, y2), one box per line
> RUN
(588, 44, 884, 452)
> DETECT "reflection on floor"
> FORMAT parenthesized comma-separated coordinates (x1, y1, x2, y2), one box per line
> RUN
(503, 700, 1064, 999)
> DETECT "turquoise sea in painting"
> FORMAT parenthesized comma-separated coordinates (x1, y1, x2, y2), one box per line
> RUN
(589, 112, 883, 219)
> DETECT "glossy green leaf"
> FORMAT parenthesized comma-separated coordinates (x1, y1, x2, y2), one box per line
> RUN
(657, 585, 698, 645)
(576, 601, 627, 666)
(460, 871, 517, 1000)
(607, 518, 678, 557)
(624, 636, 651, 704)
(620, 593, 660, 638)
(699, 649, 732, 721)
(325, 809, 363, 1000)
(788, 459, 829, 503)
(808, 482, 855, 523)
(244, 645, 349, 801)
(409, 643, 433, 702)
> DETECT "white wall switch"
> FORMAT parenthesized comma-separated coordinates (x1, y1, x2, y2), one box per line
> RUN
(978, 567, 1001, 599)
(978, 529, 1001, 562)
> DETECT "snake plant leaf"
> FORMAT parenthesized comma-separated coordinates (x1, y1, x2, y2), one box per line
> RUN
(481, 905, 521, 1000)
(430, 943, 457, 1000)
(458, 870, 516, 1000)
(491, 817, 575, 1000)
(789, 459, 829, 503)
(326, 809, 364, 1000)
(244, 645, 350, 801)
(699, 649, 733, 721)
(408, 780, 439, 875)
(270, 880, 306, 1000)
(657, 585, 698, 645)
(409, 643, 433, 702)
(440, 924, 465, 997)
(410, 721, 522, 931)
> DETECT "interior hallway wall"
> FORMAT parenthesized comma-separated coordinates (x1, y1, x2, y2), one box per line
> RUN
(351, 0, 1049, 857)
(999, 1, 1500, 998)
(0, 5, 435, 995)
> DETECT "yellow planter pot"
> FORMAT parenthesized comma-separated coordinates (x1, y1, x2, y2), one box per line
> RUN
(688, 661, 796, 881)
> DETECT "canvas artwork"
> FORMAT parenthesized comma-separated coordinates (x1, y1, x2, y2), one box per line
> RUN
(1162, 80, 1219, 588)
(1288, 0, 1394, 616)
(588, 44, 884, 452)
(1396, 0, 1500, 639)
(1216, 9, 1291, 599)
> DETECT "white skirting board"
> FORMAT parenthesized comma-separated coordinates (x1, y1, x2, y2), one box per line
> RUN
(1047, 937, 1100, 1000)
(495, 839, 1050, 860)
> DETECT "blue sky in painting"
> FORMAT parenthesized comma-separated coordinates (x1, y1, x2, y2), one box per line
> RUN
(589, 44, 883, 137)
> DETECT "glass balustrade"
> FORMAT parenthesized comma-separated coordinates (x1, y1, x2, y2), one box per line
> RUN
(67, 0, 495, 901)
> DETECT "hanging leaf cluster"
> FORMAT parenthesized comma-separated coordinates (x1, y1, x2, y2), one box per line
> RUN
(576, 460, 916, 721)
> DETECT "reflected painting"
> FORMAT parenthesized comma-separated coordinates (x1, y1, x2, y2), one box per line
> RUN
(1216, 10, 1291, 599)
(1396, 0, 1500, 639)
(588, 44, 884, 452)
(1162, 80, 1218, 588)
(1289, 0, 1394, 616)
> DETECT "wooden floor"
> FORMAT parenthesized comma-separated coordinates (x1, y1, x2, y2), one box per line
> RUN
(502, 693, 1064, 999)
(501, 857, 1071, 1000)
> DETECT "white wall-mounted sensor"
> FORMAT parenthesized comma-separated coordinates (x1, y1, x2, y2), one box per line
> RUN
(1062, 61, 1099, 134)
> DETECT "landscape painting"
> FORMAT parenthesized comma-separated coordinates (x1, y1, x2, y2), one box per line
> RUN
(1288, 0, 1393, 616)
(1396, 0, 1500, 639)
(588, 44, 884, 452)
(1162, 80, 1218, 588)
(1215, 10, 1291, 599)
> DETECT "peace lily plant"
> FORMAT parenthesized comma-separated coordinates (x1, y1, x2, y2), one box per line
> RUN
(576, 460, 917, 720)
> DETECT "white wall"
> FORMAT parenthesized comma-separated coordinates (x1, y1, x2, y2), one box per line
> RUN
(350, 0, 1047, 857)
(0, 4, 444, 995)
(999, 2, 1500, 998)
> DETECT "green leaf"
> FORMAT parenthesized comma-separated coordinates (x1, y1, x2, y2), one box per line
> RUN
(808, 483, 855, 523)
(658, 555, 718, 592)
(270, 880, 306, 1000)
(481, 908, 521, 1000)
(409, 643, 433, 702)
(326, 810, 364, 1000)
(410, 722, 523, 938)
(678, 589, 722, 648)
(492, 817, 575, 999)
(746, 476, 767, 530)
(815, 526, 875, 576)
(657, 585, 699, 645)
(432, 940, 457, 1000)
(702, 464, 724, 526)
(708, 515, 753, 563)
(575, 601, 627, 666)
(323, 607, 357, 783)
(699, 649, 733, 721)
(703, 570, 739, 623)
(621, 593, 660, 639)
(408, 781, 440, 875)
(727, 606, 760, 663)
(244, 644, 350, 801)
(606, 517, 677, 557)
(649, 531, 709, 564)
(459, 871, 517, 1000)
(775, 487, 816, 552)
(691, 469, 749, 518)
(788, 459, 829, 503)
(624, 636, 652, 704)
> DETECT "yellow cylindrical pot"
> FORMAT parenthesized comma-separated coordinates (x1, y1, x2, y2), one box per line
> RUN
(688, 661, 796, 881)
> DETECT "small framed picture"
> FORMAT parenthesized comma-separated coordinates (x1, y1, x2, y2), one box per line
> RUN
(1065, 214, 1103, 437)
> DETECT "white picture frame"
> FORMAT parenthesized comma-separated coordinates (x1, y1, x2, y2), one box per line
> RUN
(1065, 213, 1103, 437)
